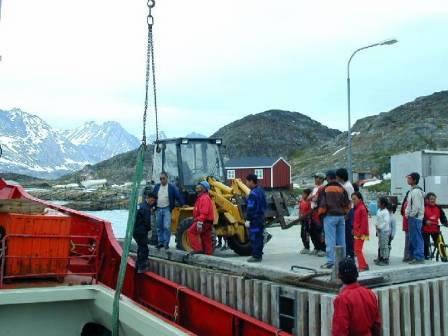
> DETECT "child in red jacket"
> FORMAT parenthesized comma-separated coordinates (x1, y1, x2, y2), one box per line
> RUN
(352, 192, 369, 271)
(298, 189, 312, 254)
(423, 192, 448, 261)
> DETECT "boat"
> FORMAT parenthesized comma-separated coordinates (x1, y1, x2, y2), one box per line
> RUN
(0, 178, 289, 336)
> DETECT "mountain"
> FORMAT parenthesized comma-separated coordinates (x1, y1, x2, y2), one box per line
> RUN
(291, 90, 448, 177)
(0, 108, 89, 178)
(62, 121, 140, 162)
(0, 108, 141, 178)
(212, 109, 341, 159)
(185, 132, 207, 138)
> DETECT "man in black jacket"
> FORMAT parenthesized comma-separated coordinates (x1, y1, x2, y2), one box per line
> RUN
(134, 193, 157, 273)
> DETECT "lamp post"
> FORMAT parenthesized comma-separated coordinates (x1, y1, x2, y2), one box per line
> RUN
(346, 38, 398, 181)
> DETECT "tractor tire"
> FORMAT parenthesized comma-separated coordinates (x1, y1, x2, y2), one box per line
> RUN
(175, 217, 195, 252)
(227, 234, 252, 256)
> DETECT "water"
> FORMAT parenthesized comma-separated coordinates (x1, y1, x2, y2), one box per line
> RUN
(85, 209, 129, 239)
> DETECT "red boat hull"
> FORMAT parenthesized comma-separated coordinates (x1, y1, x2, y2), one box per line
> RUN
(0, 179, 289, 336)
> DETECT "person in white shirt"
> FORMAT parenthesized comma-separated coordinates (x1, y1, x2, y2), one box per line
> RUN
(405, 172, 425, 264)
(375, 197, 391, 266)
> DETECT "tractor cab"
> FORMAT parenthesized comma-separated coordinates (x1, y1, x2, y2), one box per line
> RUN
(151, 138, 226, 204)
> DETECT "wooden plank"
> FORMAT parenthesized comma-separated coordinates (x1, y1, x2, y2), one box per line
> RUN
(376, 288, 390, 336)
(296, 290, 308, 336)
(253, 280, 262, 320)
(213, 273, 221, 302)
(308, 292, 320, 336)
(180, 267, 187, 286)
(186, 268, 194, 289)
(270, 285, 280, 328)
(228, 276, 237, 309)
(400, 286, 411, 336)
(261, 282, 271, 324)
(236, 277, 244, 312)
(430, 280, 441, 336)
(220, 274, 228, 305)
(193, 269, 200, 292)
(420, 282, 431, 336)
(410, 283, 422, 336)
(0, 199, 46, 214)
(390, 287, 401, 336)
(244, 280, 254, 316)
(200, 270, 207, 296)
(206, 272, 213, 298)
(320, 294, 334, 336)
(438, 278, 448, 336)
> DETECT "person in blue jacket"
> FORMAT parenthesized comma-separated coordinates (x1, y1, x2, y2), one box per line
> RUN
(152, 172, 185, 249)
(134, 193, 157, 273)
(245, 174, 267, 262)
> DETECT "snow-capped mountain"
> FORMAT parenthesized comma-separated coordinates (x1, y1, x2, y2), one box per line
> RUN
(185, 132, 207, 138)
(0, 108, 89, 178)
(0, 108, 140, 178)
(62, 121, 140, 162)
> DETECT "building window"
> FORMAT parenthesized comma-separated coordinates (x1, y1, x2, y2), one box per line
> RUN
(227, 169, 235, 179)
(254, 169, 264, 179)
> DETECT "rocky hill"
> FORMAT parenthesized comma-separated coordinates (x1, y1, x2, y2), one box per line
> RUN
(212, 110, 341, 159)
(0, 108, 140, 178)
(291, 91, 448, 177)
(57, 146, 154, 185)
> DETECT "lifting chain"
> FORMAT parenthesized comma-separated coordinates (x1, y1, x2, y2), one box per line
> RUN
(142, 0, 160, 153)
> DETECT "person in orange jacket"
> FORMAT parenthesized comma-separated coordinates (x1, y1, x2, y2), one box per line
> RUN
(423, 192, 448, 261)
(187, 181, 215, 255)
(352, 192, 370, 272)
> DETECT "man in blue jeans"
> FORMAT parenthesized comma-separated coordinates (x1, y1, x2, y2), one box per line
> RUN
(405, 172, 425, 264)
(319, 170, 350, 269)
(153, 172, 184, 250)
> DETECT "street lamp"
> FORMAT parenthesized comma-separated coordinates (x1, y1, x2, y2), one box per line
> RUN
(346, 39, 398, 182)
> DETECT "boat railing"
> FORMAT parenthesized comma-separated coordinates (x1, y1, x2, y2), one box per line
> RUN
(0, 234, 100, 288)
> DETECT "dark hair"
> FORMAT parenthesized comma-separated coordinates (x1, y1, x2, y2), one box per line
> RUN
(351, 191, 364, 202)
(408, 172, 420, 184)
(338, 258, 358, 284)
(246, 174, 258, 184)
(160, 171, 168, 177)
(353, 182, 360, 192)
(302, 188, 312, 197)
(147, 192, 158, 199)
(425, 192, 437, 200)
(378, 197, 389, 208)
(325, 170, 336, 180)
(335, 168, 349, 182)
(387, 202, 397, 213)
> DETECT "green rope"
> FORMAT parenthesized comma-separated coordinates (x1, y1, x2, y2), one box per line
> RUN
(112, 144, 146, 336)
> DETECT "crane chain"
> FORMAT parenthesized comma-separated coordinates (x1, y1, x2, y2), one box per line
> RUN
(142, 0, 160, 152)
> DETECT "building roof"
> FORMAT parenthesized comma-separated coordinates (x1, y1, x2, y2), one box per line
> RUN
(225, 157, 284, 168)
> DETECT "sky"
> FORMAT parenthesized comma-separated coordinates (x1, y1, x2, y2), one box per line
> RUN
(0, 0, 447, 139)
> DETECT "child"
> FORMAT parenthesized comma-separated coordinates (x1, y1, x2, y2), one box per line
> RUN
(423, 192, 448, 261)
(352, 192, 369, 272)
(298, 189, 312, 254)
(388, 203, 397, 252)
(375, 197, 391, 266)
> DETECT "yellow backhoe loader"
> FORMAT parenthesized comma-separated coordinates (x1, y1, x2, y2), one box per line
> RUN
(148, 137, 290, 256)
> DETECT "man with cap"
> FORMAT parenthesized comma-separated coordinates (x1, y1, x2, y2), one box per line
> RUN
(318, 170, 350, 269)
(187, 180, 215, 255)
(134, 192, 157, 273)
(405, 172, 425, 264)
(245, 174, 267, 262)
(307, 172, 327, 256)
(332, 258, 381, 335)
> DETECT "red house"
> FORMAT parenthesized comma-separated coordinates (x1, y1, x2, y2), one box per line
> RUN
(225, 157, 292, 189)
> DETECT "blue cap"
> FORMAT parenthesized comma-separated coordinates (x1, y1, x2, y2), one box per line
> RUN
(199, 181, 211, 191)
(325, 170, 336, 179)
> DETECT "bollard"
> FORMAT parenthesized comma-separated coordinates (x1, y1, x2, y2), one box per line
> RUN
(331, 246, 346, 281)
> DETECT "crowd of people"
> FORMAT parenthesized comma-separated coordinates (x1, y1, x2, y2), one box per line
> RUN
(298, 169, 448, 271)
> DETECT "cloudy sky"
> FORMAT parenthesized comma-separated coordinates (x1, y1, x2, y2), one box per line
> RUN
(1, 0, 447, 138)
